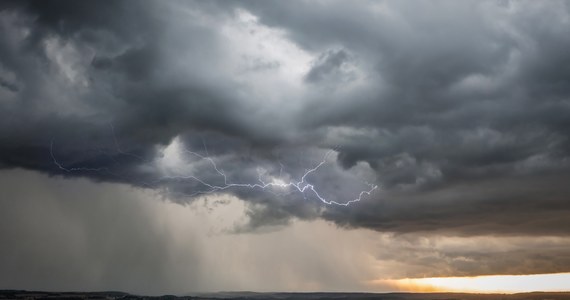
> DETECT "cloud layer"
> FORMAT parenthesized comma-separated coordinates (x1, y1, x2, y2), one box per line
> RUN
(1, 0, 570, 240)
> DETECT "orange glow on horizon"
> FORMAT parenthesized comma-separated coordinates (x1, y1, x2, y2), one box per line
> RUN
(373, 273, 570, 293)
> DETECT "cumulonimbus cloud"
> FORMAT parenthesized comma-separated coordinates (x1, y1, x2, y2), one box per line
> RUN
(1, 0, 570, 239)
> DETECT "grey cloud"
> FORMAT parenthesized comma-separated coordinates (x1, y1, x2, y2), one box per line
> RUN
(243, 0, 570, 233)
(324, 171, 570, 236)
(0, 76, 18, 92)
(1, 0, 570, 241)
(371, 233, 570, 278)
(304, 49, 353, 84)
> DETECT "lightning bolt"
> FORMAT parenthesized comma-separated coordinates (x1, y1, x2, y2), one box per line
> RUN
(50, 134, 378, 206)
(165, 146, 378, 206)
(50, 140, 110, 173)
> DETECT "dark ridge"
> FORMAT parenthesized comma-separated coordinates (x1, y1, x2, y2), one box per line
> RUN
(2, 290, 570, 300)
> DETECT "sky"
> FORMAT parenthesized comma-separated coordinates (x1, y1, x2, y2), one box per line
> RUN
(1, 0, 570, 295)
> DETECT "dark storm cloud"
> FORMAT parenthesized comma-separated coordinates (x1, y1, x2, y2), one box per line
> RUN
(0, 76, 18, 92)
(1, 0, 570, 243)
(240, 0, 570, 235)
(304, 49, 352, 84)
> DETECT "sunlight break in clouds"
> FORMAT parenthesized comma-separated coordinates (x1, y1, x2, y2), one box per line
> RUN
(379, 273, 570, 293)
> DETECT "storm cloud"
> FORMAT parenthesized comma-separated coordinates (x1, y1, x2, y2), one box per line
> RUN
(1, 0, 570, 246)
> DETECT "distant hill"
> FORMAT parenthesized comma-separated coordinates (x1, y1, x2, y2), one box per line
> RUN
(2, 290, 570, 300)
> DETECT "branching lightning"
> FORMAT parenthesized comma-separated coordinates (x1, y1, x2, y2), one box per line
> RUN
(50, 140, 110, 173)
(166, 147, 378, 206)
(50, 135, 378, 206)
